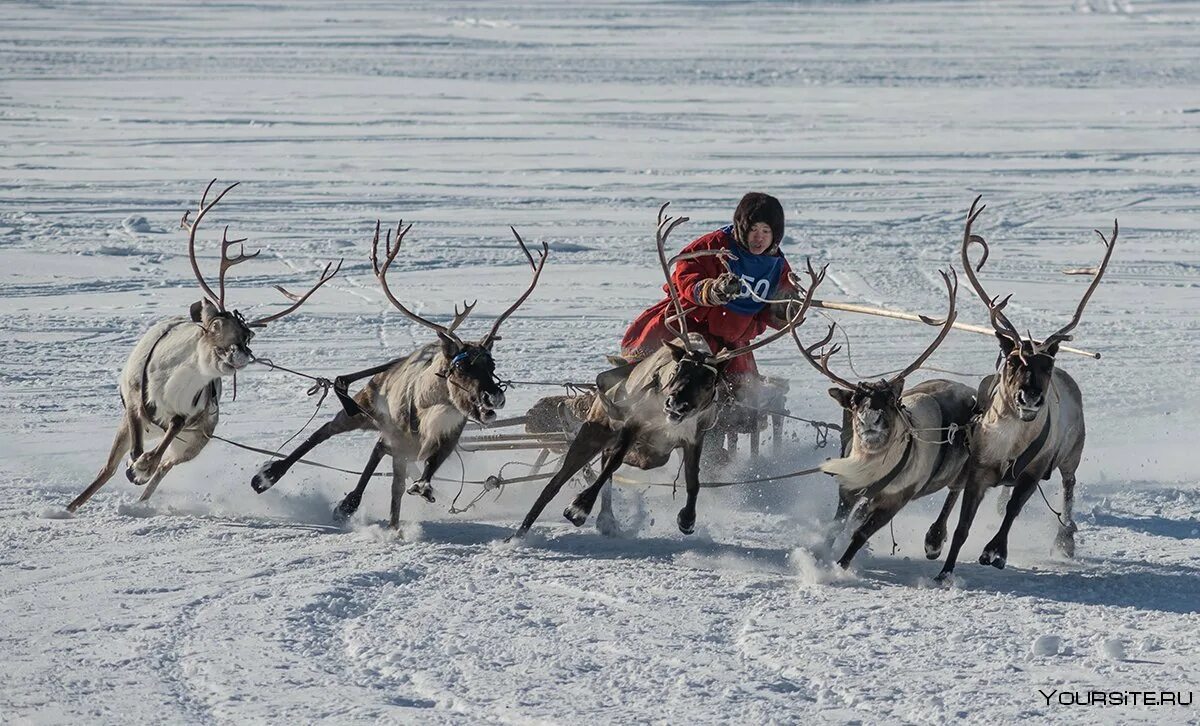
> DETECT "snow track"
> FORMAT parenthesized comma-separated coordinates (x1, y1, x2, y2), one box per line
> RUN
(2, 1, 1199, 723)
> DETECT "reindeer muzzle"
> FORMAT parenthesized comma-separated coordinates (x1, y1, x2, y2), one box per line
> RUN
(222, 346, 253, 372)
(663, 397, 690, 423)
(1015, 390, 1043, 421)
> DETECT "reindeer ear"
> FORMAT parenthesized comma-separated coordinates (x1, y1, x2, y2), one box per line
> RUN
(1042, 339, 1060, 357)
(194, 299, 219, 326)
(889, 377, 905, 399)
(664, 340, 687, 359)
(828, 388, 854, 409)
(996, 332, 1017, 358)
(437, 331, 460, 359)
(481, 335, 499, 351)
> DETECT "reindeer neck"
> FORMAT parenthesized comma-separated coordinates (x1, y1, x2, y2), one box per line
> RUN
(975, 390, 1050, 467)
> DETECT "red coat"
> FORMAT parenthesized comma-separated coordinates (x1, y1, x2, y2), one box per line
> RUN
(620, 228, 794, 378)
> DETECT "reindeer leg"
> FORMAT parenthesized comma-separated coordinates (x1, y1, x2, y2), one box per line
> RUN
(127, 415, 185, 486)
(935, 477, 987, 582)
(595, 479, 618, 537)
(565, 433, 632, 527)
(833, 487, 857, 524)
(251, 408, 370, 493)
(389, 454, 407, 531)
(1054, 467, 1078, 558)
(994, 485, 1012, 515)
(129, 413, 145, 460)
(334, 439, 387, 520)
(137, 426, 209, 504)
(67, 416, 133, 513)
(407, 430, 464, 504)
(980, 473, 1038, 569)
(513, 422, 612, 538)
(924, 489, 960, 560)
(137, 460, 177, 503)
(838, 497, 907, 569)
(676, 439, 703, 535)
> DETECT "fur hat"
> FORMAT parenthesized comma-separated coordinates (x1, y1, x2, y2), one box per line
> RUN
(732, 192, 785, 253)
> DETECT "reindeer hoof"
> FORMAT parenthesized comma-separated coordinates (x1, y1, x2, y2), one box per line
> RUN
(1054, 527, 1076, 558)
(563, 504, 588, 527)
(126, 458, 154, 486)
(407, 482, 435, 503)
(924, 528, 946, 560)
(933, 570, 955, 585)
(676, 510, 696, 535)
(333, 494, 361, 521)
(979, 548, 1006, 569)
(251, 462, 281, 493)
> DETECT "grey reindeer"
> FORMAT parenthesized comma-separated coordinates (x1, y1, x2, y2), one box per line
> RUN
(794, 267, 977, 569)
(513, 203, 823, 538)
(251, 220, 548, 529)
(68, 180, 341, 513)
(930, 196, 1116, 581)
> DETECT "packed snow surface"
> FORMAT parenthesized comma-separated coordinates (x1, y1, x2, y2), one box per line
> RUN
(2, 1, 1198, 723)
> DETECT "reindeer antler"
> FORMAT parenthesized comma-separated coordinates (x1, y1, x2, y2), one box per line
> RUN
(481, 227, 549, 347)
(185, 179, 341, 324)
(217, 225, 259, 310)
(449, 300, 477, 332)
(1039, 220, 1117, 351)
(792, 321, 856, 390)
(185, 179, 240, 309)
(654, 202, 694, 348)
(886, 268, 959, 383)
(249, 258, 344, 327)
(959, 195, 1022, 346)
(370, 220, 465, 344)
(714, 258, 826, 363)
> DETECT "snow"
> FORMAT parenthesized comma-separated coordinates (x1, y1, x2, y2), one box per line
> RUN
(2, 0, 1199, 723)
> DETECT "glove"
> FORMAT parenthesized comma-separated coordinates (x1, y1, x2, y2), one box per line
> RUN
(695, 273, 742, 306)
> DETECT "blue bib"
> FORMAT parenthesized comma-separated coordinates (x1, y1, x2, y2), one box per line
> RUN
(718, 226, 785, 316)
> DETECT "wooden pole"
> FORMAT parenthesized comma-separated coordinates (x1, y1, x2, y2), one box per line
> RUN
(808, 299, 1101, 360)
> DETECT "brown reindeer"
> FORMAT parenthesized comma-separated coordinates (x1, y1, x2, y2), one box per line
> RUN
(794, 268, 978, 569)
(513, 203, 824, 538)
(68, 180, 341, 513)
(251, 220, 548, 529)
(931, 196, 1116, 581)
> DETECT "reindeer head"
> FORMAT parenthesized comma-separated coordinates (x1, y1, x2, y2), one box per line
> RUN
(658, 341, 727, 423)
(992, 336, 1061, 421)
(182, 180, 341, 377)
(190, 298, 256, 374)
(959, 195, 1116, 422)
(369, 220, 548, 425)
(796, 269, 959, 454)
(646, 203, 825, 425)
(436, 334, 506, 424)
(830, 379, 908, 452)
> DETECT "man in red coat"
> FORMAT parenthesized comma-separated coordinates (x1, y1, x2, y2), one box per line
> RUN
(620, 192, 795, 389)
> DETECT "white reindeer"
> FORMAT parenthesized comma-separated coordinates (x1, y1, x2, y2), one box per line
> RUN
(67, 180, 341, 513)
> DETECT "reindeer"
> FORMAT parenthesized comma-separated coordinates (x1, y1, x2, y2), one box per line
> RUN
(67, 180, 342, 513)
(513, 204, 823, 538)
(251, 220, 548, 529)
(930, 196, 1116, 581)
(794, 268, 978, 568)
